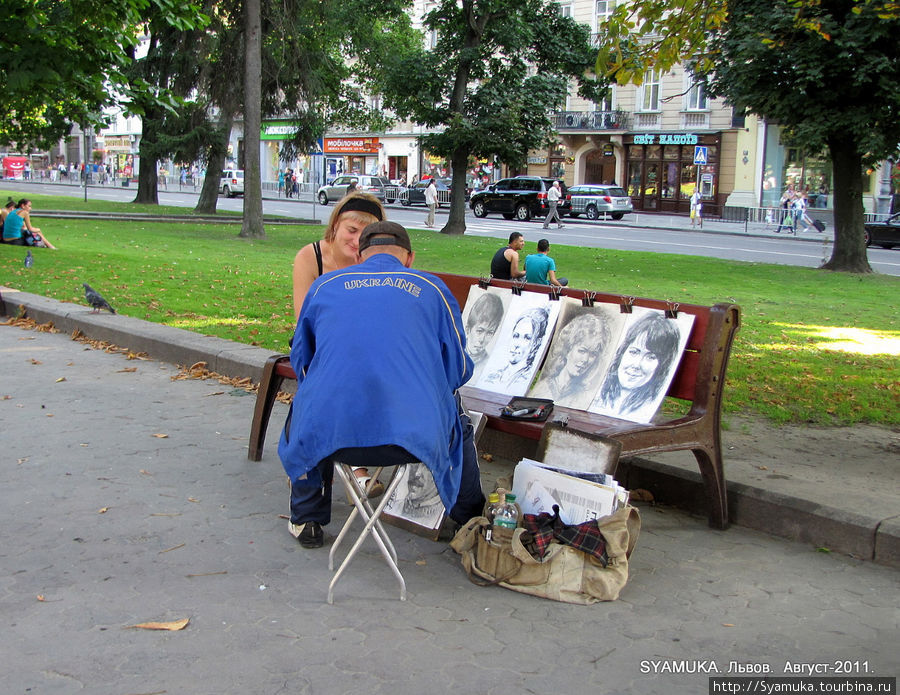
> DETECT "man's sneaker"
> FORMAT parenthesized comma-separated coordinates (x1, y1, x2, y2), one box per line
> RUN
(289, 520, 323, 548)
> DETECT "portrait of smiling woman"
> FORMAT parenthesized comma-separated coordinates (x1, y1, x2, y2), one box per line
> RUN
(588, 309, 693, 423)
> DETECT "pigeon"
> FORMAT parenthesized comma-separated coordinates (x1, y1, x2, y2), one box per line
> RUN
(24, 249, 33, 268)
(82, 283, 116, 314)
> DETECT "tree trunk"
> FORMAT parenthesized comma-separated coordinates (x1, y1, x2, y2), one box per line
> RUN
(133, 115, 160, 205)
(239, 0, 265, 239)
(442, 146, 470, 235)
(821, 136, 872, 273)
(440, 2, 486, 236)
(194, 113, 234, 214)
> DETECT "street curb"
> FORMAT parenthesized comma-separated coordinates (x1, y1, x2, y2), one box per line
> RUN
(2, 287, 896, 568)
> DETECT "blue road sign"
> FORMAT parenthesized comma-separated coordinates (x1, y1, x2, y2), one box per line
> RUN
(693, 146, 708, 165)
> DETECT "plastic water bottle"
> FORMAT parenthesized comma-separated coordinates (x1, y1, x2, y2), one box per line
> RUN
(494, 493, 519, 529)
(485, 492, 501, 541)
(486, 492, 501, 523)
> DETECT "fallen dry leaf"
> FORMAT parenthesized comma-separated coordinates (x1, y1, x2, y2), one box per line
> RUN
(415, 559, 427, 566)
(117, 367, 138, 373)
(140, 469, 152, 476)
(629, 488, 655, 502)
(152, 433, 169, 439)
(757, 465, 768, 470)
(187, 497, 199, 503)
(37, 595, 45, 602)
(55, 377, 66, 383)
(722, 623, 735, 627)
(480, 453, 494, 462)
(29, 358, 42, 365)
(127, 617, 190, 631)
(98, 507, 109, 514)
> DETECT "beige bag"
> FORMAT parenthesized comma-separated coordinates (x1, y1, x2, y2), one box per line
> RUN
(450, 505, 641, 605)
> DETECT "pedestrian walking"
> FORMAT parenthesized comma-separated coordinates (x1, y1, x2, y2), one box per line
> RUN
(424, 178, 438, 228)
(775, 184, 796, 233)
(690, 189, 703, 228)
(543, 180, 564, 229)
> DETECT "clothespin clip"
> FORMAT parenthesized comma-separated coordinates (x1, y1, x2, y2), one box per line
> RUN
(478, 275, 492, 289)
(511, 279, 525, 296)
(582, 291, 596, 308)
(665, 301, 680, 319)
(620, 295, 634, 314)
(548, 285, 562, 301)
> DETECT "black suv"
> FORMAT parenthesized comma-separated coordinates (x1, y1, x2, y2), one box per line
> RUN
(469, 176, 570, 221)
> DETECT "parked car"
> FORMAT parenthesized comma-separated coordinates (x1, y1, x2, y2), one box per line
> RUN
(317, 174, 390, 204)
(399, 178, 451, 206)
(567, 184, 633, 220)
(220, 169, 244, 197)
(864, 212, 900, 249)
(469, 176, 570, 221)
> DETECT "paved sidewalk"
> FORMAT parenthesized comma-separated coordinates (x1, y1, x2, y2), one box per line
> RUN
(2, 323, 898, 695)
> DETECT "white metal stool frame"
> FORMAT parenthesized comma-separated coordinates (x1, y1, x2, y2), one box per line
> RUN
(328, 462, 413, 604)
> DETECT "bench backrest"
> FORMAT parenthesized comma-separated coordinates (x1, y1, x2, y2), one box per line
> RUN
(429, 271, 740, 412)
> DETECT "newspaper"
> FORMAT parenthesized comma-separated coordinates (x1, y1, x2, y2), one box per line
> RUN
(511, 458, 629, 525)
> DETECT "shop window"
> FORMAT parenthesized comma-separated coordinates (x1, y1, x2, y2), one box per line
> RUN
(680, 162, 696, 198)
(663, 145, 680, 161)
(628, 161, 643, 197)
(646, 144, 661, 160)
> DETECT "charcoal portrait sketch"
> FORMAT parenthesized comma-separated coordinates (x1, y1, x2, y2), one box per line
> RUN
(474, 292, 560, 396)
(529, 301, 625, 410)
(587, 308, 695, 423)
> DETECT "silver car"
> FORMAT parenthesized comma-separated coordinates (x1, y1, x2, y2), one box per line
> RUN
(220, 169, 244, 197)
(567, 184, 633, 220)
(317, 174, 389, 204)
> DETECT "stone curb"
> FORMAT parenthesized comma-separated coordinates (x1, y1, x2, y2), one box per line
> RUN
(2, 286, 896, 568)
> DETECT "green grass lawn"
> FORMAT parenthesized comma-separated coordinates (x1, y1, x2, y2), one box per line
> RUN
(2, 189, 898, 427)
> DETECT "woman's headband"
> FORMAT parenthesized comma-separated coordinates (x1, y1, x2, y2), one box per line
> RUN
(337, 197, 384, 221)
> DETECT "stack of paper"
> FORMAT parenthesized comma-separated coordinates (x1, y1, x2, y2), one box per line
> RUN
(511, 458, 629, 525)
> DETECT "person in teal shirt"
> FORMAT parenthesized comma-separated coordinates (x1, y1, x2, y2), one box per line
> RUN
(524, 238, 566, 286)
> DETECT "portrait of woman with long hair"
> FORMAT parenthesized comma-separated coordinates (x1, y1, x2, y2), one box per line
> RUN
(589, 310, 689, 423)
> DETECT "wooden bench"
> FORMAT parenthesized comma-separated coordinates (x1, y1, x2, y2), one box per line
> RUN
(247, 271, 741, 530)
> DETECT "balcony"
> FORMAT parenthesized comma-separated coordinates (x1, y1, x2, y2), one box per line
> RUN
(553, 110, 631, 131)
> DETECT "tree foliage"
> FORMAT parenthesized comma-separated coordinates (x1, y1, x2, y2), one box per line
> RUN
(0, 0, 207, 149)
(700, 0, 900, 272)
(595, 0, 900, 272)
(376, 0, 607, 234)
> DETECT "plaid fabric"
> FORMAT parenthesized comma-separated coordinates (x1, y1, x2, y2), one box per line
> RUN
(521, 505, 609, 566)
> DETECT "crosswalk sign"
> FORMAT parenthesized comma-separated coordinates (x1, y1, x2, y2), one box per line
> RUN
(693, 146, 708, 165)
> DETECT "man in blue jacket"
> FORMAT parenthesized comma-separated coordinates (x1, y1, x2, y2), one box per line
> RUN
(279, 221, 485, 548)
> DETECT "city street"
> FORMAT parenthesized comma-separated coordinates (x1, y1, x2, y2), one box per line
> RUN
(4, 178, 899, 276)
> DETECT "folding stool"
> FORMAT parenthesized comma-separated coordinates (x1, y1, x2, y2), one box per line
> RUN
(328, 462, 415, 604)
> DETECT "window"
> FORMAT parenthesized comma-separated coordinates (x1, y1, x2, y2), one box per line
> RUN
(639, 71, 660, 111)
(558, 2, 573, 18)
(595, 0, 615, 19)
(685, 70, 707, 111)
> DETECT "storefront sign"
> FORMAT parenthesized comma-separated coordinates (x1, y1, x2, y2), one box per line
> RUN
(602, 143, 615, 157)
(324, 137, 380, 154)
(527, 155, 547, 165)
(632, 133, 699, 146)
(103, 136, 131, 150)
(261, 121, 300, 140)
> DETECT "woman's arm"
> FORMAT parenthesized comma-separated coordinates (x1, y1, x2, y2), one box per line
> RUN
(292, 244, 320, 319)
(21, 211, 40, 233)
